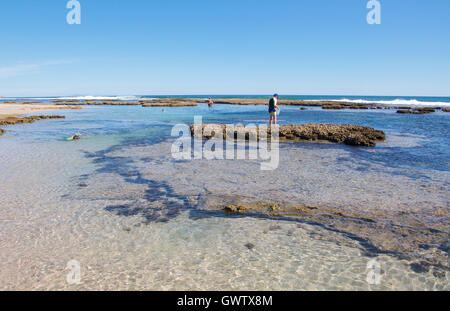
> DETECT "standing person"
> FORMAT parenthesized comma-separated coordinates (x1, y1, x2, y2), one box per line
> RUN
(268, 94, 280, 125)
(208, 97, 214, 109)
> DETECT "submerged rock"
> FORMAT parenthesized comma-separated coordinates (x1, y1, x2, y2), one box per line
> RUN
(322, 104, 345, 110)
(0, 115, 65, 126)
(244, 243, 255, 250)
(190, 123, 385, 147)
(410, 262, 431, 273)
(397, 108, 435, 114)
(198, 194, 450, 274)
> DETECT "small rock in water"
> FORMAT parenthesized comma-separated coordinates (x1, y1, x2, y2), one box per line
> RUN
(410, 261, 430, 273)
(432, 269, 445, 279)
(418, 244, 430, 250)
(245, 243, 255, 250)
(78, 183, 88, 188)
(269, 225, 281, 231)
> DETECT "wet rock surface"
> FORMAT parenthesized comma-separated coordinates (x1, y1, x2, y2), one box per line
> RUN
(190, 123, 386, 147)
(54, 101, 141, 106)
(141, 99, 198, 107)
(0, 115, 65, 126)
(51, 98, 200, 107)
(322, 104, 346, 110)
(397, 108, 435, 114)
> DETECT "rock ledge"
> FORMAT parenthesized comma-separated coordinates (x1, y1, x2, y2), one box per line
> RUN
(190, 123, 385, 147)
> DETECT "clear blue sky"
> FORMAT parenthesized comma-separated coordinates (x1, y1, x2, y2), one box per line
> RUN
(0, 0, 449, 96)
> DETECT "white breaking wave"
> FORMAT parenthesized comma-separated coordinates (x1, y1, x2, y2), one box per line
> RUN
(323, 98, 450, 107)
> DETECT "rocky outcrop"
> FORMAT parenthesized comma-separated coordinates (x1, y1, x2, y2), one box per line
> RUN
(141, 101, 198, 107)
(141, 98, 201, 107)
(322, 104, 345, 110)
(54, 101, 141, 106)
(397, 108, 435, 114)
(53, 100, 81, 103)
(0, 128, 4, 136)
(190, 123, 385, 147)
(0, 115, 65, 126)
(442, 108, 450, 112)
(210, 98, 377, 109)
(52, 98, 200, 107)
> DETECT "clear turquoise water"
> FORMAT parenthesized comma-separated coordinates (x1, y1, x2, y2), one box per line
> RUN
(7, 103, 448, 171)
(0, 103, 448, 290)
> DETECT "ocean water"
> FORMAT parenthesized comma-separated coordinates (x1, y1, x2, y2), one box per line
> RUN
(4, 94, 450, 107)
(0, 102, 448, 290)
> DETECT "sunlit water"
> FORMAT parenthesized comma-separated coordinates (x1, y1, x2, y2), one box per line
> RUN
(0, 104, 448, 290)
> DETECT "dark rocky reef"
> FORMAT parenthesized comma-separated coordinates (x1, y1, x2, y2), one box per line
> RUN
(397, 108, 435, 114)
(141, 99, 198, 107)
(441, 108, 450, 112)
(0, 115, 65, 126)
(53, 100, 81, 103)
(54, 100, 141, 106)
(186, 98, 448, 111)
(52, 98, 201, 107)
(190, 123, 385, 147)
(322, 104, 346, 110)
(211, 98, 377, 109)
(198, 194, 450, 274)
(48, 97, 449, 111)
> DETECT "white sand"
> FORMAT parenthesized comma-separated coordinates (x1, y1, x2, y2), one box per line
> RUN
(0, 103, 81, 117)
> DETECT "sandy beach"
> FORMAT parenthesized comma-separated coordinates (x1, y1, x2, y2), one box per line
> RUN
(0, 103, 81, 119)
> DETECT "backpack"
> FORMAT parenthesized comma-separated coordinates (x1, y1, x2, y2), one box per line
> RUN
(269, 98, 275, 110)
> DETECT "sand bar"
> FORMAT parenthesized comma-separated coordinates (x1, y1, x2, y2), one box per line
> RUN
(0, 103, 81, 119)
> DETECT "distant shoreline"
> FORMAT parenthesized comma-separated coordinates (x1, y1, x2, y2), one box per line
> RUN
(0, 103, 81, 119)
(3, 97, 450, 110)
